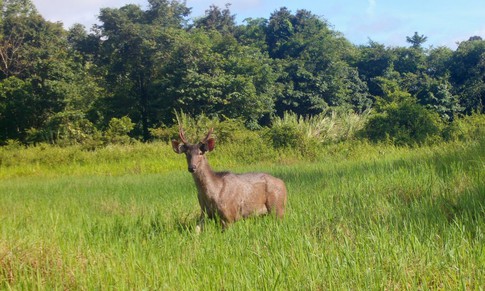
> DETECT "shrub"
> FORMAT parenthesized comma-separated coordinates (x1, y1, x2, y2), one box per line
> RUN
(150, 112, 254, 145)
(361, 101, 444, 146)
(266, 110, 369, 147)
(266, 122, 307, 149)
(104, 116, 135, 145)
(25, 111, 102, 147)
(442, 113, 485, 141)
(266, 112, 319, 158)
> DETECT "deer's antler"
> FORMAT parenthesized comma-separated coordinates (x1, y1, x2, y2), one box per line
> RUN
(178, 126, 189, 144)
(202, 128, 214, 143)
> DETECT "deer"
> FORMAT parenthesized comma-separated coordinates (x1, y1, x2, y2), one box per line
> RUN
(172, 127, 287, 231)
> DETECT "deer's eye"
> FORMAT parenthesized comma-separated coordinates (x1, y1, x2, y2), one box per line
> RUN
(199, 143, 208, 153)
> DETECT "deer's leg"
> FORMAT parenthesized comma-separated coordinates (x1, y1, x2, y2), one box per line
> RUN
(263, 176, 287, 219)
(274, 189, 287, 219)
(195, 213, 205, 234)
(266, 188, 286, 219)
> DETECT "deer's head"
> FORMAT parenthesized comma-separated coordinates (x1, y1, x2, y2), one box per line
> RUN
(172, 127, 215, 173)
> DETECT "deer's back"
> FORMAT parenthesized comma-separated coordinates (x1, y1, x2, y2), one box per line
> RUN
(215, 171, 287, 220)
(217, 171, 284, 193)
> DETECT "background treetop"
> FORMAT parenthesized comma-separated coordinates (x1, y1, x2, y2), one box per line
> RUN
(0, 0, 484, 145)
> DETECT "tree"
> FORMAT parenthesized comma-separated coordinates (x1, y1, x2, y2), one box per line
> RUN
(145, 0, 191, 27)
(392, 46, 426, 74)
(449, 37, 485, 113)
(267, 8, 369, 115)
(235, 17, 268, 52)
(157, 30, 276, 126)
(405, 74, 463, 121)
(426, 46, 453, 78)
(406, 32, 427, 49)
(355, 40, 395, 96)
(373, 72, 413, 110)
(0, 0, 101, 143)
(67, 23, 101, 65)
(362, 100, 443, 146)
(95, 0, 190, 140)
(0, 0, 38, 78)
(325, 63, 372, 113)
(362, 75, 443, 146)
(192, 4, 236, 35)
(266, 7, 295, 59)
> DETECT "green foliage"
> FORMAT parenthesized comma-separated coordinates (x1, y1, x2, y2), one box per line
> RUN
(417, 78, 463, 121)
(355, 40, 396, 96)
(0, 0, 103, 143)
(267, 120, 307, 149)
(23, 115, 136, 148)
(25, 111, 101, 147)
(392, 47, 427, 74)
(266, 8, 370, 116)
(0, 0, 484, 147)
(361, 74, 448, 146)
(406, 31, 428, 49)
(104, 116, 135, 145)
(373, 73, 414, 110)
(150, 111, 259, 147)
(192, 4, 236, 34)
(0, 137, 483, 289)
(361, 100, 444, 146)
(449, 38, 485, 114)
(267, 110, 369, 157)
(158, 30, 276, 125)
(442, 113, 485, 141)
(0, 76, 32, 141)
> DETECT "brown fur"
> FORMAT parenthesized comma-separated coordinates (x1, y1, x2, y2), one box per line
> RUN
(172, 128, 287, 230)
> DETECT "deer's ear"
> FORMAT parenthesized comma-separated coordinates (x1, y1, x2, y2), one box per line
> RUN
(206, 138, 215, 152)
(171, 140, 184, 154)
(200, 138, 215, 153)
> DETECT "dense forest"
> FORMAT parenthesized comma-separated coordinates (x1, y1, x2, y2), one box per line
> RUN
(0, 0, 483, 146)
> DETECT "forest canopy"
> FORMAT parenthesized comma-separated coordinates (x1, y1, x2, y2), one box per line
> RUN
(0, 0, 483, 145)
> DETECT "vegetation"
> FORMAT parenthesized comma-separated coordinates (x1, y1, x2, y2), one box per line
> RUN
(1, 132, 484, 289)
(1, 0, 484, 288)
(0, 0, 484, 146)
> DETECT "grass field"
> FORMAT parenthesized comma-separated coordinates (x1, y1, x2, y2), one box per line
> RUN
(1, 138, 484, 289)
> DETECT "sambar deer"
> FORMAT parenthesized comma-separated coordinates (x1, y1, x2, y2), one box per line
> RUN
(172, 127, 287, 231)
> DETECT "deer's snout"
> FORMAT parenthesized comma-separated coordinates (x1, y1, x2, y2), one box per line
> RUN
(186, 151, 200, 173)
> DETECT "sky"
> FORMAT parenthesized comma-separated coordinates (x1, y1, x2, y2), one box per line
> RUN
(31, 0, 485, 49)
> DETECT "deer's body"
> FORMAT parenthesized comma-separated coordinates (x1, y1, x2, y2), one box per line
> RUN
(172, 128, 287, 229)
(192, 158, 286, 223)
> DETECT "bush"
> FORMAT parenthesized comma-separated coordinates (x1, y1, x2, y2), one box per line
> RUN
(149, 112, 255, 145)
(265, 110, 369, 157)
(104, 116, 135, 145)
(442, 113, 485, 141)
(361, 101, 444, 146)
(266, 123, 307, 149)
(25, 111, 102, 148)
(265, 113, 318, 158)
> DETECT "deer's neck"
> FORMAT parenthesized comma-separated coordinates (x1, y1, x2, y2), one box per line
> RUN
(191, 156, 222, 199)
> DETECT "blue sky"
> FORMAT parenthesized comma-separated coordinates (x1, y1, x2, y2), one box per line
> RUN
(32, 0, 485, 49)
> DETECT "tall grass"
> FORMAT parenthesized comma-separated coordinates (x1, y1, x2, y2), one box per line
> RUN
(270, 110, 370, 144)
(1, 136, 484, 289)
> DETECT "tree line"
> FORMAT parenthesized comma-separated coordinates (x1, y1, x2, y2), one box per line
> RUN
(0, 0, 483, 145)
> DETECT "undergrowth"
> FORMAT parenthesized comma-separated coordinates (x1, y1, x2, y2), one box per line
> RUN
(0, 136, 483, 289)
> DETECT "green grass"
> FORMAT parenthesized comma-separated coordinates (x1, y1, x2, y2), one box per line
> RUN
(1, 138, 484, 289)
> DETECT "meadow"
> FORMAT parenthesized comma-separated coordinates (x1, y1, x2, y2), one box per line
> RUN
(0, 137, 484, 289)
